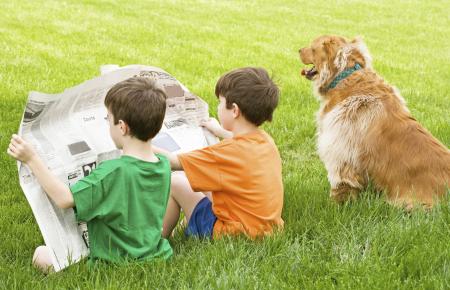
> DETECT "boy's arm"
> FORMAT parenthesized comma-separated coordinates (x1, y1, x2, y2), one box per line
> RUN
(152, 145, 183, 170)
(7, 134, 74, 209)
(200, 118, 233, 139)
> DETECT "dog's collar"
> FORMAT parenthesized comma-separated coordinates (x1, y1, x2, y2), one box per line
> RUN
(327, 63, 362, 90)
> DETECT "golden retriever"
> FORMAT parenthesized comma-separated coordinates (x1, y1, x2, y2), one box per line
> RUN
(299, 35, 450, 208)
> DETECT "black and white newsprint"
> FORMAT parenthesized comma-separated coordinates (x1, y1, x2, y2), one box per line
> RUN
(16, 65, 218, 271)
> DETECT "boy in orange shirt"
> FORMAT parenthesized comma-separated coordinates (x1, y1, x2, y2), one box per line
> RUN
(155, 67, 284, 239)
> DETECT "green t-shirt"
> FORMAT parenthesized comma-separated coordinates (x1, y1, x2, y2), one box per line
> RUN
(70, 154, 172, 263)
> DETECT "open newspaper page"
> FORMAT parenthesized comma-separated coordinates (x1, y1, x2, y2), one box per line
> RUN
(17, 65, 218, 271)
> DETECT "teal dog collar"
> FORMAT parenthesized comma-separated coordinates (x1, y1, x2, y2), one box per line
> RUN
(327, 63, 362, 90)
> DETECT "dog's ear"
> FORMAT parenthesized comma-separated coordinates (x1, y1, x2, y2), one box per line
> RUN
(350, 36, 373, 69)
(334, 37, 372, 71)
(332, 36, 359, 71)
(334, 44, 353, 71)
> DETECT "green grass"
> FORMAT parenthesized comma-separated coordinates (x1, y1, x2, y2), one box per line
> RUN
(1, 0, 449, 289)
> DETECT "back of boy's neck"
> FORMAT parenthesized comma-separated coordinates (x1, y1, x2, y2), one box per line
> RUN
(121, 138, 158, 162)
(231, 122, 259, 137)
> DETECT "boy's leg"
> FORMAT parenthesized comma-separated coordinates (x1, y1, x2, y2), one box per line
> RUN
(162, 172, 205, 238)
(162, 195, 181, 238)
(32, 245, 53, 273)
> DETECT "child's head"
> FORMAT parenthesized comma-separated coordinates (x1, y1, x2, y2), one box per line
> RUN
(104, 77, 167, 145)
(215, 67, 279, 128)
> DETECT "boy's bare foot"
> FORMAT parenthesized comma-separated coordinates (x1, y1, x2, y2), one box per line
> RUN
(32, 246, 54, 274)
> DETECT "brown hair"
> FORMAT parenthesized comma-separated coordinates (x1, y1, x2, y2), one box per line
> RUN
(104, 77, 167, 141)
(215, 67, 279, 126)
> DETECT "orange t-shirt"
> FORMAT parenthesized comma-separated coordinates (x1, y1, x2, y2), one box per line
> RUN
(178, 129, 284, 239)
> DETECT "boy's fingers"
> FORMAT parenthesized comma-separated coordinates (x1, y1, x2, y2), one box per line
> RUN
(7, 147, 17, 158)
(9, 143, 17, 152)
(10, 138, 20, 147)
(12, 134, 23, 144)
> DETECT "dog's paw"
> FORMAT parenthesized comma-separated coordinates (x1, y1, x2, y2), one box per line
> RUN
(330, 185, 359, 203)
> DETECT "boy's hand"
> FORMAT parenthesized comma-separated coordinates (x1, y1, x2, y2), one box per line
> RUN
(8, 134, 74, 208)
(7, 134, 38, 164)
(152, 145, 183, 170)
(200, 118, 222, 136)
(200, 118, 233, 139)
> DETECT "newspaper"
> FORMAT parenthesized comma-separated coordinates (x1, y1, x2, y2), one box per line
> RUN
(17, 65, 218, 271)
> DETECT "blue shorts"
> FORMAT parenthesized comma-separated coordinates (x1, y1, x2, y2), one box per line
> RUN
(185, 197, 217, 238)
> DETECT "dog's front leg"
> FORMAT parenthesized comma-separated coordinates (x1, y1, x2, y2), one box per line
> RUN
(330, 182, 360, 203)
(327, 164, 366, 203)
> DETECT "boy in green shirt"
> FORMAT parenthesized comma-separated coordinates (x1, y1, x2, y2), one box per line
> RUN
(7, 77, 172, 272)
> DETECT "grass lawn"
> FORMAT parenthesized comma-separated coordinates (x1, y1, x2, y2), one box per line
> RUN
(1, 0, 449, 288)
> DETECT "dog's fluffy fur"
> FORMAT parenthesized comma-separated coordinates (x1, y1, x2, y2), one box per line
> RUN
(299, 35, 450, 208)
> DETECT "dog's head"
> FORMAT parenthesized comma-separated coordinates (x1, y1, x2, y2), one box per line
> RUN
(299, 35, 372, 92)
